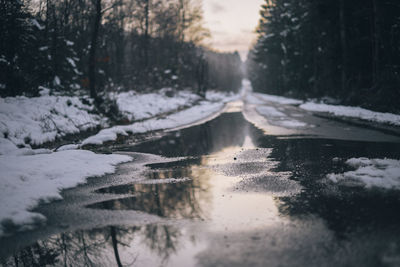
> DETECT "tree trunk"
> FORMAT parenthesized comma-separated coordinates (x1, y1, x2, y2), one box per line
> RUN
(110, 227, 123, 267)
(339, 0, 347, 93)
(88, 0, 102, 100)
(371, 0, 380, 87)
(143, 0, 150, 69)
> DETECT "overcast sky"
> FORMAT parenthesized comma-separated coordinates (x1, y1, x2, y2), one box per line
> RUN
(203, 0, 264, 60)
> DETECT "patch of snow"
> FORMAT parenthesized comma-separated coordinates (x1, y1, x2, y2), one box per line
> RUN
(278, 120, 307, 128)
(206, 91, 240, 103)
(256, 106, 308, 129)
(31, 19, 44, 30)
(254, 93, 303, 105)
(66, 57, 76, 68)
(0, 150, 131, 236)
(54, 76, 61, 86)
(257, 106, 285, 117)
(328, 158, 400, 189)
(38, 86, 50, 96)
(300, 102, 400, 126)
(56, 144, 80, 151)
(82, 101, 224, 146)
(138, 177, 191, 184)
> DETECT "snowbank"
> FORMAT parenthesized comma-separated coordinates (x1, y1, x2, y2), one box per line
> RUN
(328, 158, 400, 189)
(82, 101, 224, 146)
(114, 89, 238, 122)
(0, 150, 130, 236)
(114, 90, 200, 121)
(300, 102, 400, 126)
(0, 95, 103, 154)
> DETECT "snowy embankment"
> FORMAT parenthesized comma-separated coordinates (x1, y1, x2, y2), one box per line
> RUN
(112, 90, 200, 121)
(113, 89, 238, 121)
(76, 90, 236, 146)
(328, 158, 400, 189)
(0, 94, 104, 155)
(0, 150, 130, 235)
(82, 101, 224, 145)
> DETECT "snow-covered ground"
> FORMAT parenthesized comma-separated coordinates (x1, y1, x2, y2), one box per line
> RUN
(113, 89, 238, 122)
(113, 90, 200, 121)
(0, 94, 103, 155)
(0, 150, 130, 236)
(300, 102, 400, 126)
(328, 158, 400, 189)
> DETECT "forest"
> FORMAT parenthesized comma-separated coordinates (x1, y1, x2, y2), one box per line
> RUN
(0, 0, 242, 102)
(247, 0, 400, 113)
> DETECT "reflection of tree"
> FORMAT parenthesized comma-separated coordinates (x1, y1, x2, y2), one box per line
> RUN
(2, 224, 191, 266)
(142, 224, 182, 264)
(2, 227, 138, 267)
(92, 163, 210, 221)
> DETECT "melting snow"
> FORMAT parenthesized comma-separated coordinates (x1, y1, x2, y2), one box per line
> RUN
(328, 158, 400, 189)
(0, 150, 130, 236)
(300, 102, 400, 126)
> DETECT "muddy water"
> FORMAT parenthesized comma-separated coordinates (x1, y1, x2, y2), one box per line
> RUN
(1, 111, 400, 267)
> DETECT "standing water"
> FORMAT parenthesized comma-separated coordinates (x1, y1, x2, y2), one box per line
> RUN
(1, 103, 400, 267)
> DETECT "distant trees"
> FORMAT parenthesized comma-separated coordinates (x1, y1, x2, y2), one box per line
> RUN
(247, 0, 400, 112)
(0, 0, 243, 99)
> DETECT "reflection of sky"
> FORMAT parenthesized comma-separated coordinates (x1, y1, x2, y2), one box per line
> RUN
(203, 0, 264, 60)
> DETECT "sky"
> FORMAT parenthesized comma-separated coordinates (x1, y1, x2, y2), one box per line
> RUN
(203, 0, 264, 60)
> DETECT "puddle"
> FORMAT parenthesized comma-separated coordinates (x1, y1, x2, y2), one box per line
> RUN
(2, 112, 400, 267)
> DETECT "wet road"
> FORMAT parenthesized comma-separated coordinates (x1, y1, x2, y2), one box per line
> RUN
(1, 100, 400, 266)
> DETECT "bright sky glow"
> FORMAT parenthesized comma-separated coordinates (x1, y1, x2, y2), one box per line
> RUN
(203, 0, 264, 60)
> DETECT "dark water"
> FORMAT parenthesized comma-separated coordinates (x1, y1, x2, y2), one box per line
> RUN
(1, 111, 400, 266)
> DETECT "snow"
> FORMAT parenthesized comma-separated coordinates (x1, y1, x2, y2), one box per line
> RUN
(242, 79, 302, 105)
(0, 95, 103, 154)
(254, 92, 303, 105)
(82, 101, 224, 145)
(31, 19, 44, 30)
(0, 150, 131, 236)
(66, 57, 76, 68)
(300, 102, 400, 126)
(206, 91, 240, 103)
(328, 158, 400, 189)
(256, 106, 307, 129)
(113, 89, 236, 122)
(113, 90, 200, 121)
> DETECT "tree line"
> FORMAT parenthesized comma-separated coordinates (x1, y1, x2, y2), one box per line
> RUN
(247, 0, 400, 112)
(0, 0, 243, 101)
